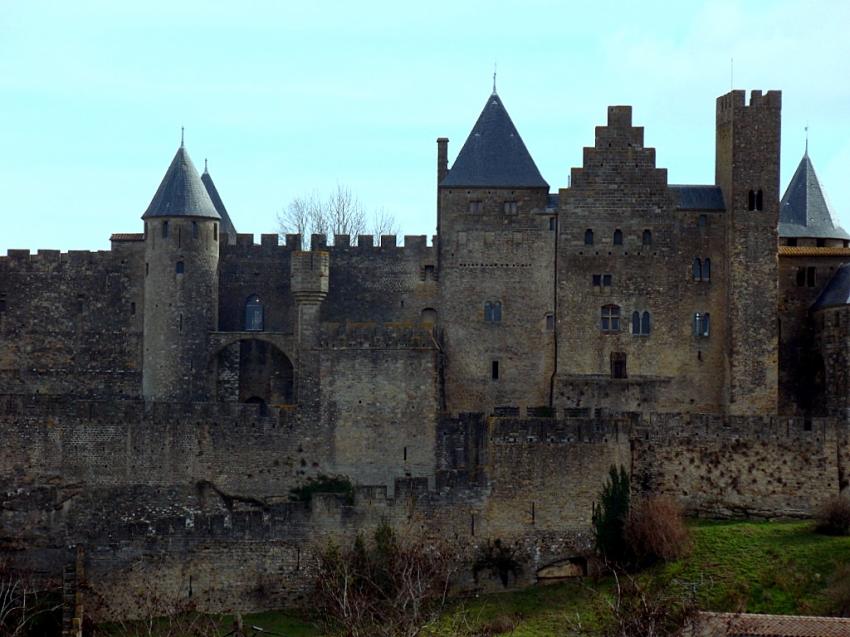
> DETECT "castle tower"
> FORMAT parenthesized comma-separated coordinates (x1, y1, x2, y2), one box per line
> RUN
(716, 90, 781, 414)
(437, 90, 555, 414)
(201, 160, 239, 245)
(290, 249, 329, 408)
(142, 143, 221, 401)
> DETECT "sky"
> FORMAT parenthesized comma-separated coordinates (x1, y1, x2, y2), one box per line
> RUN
(1, 0, 849, 252)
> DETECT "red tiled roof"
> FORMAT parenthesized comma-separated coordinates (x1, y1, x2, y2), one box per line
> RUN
(109, 233, 144, 242)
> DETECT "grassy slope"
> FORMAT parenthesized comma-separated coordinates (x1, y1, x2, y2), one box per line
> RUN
(238, 520, 850, 636)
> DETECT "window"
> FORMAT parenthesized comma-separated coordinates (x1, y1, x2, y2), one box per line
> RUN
(807, 266, 816, 287)
(601, 304, 621, 332)
(545, 313, 555, 330)
(503, 201, 517, 214)
(592, 274, 601, 287)
(584, 229, 594, 245)
(693, 312, 710, 337)
(175, 261, 184, 274)
(421, 308, 437, 324)
(549, 217, 556, 231)
(485, 301, 502, 323)
(491, 360, 500, 380)
(613, 229, 623, 246)
(192, 221, 199, 239)
(611, 352, 627, 379)
(593, 274, 612, 287)
(796, 267, 805, 287)
(214, 223, 218, 241)
(747, 190, 756, 211)
(642, 229, 652, 246)
(817, 238, 826, 247)
(245, 295, 264, 331)
(130, 302, 136, 316)
(602, 274, 612, 287)
(787, 238, 798, 247)
(692, 258, 702, 281)
(423, 265, 436, 281)
(469, 201, 482, 213)
(0, 293, 6, 314)
(703, 258, 711, 282)
(162, 221, 169, 238)
(698, 214, 707, 228)
(145, 262, 149, 277)
(632, 311, 651, 335)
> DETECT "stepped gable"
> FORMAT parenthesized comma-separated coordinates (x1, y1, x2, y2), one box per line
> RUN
(142, 145, 220, 220)
(440, 90, 548, 189)
(201, 161, 238, 239)
(812, 263, 850, 311)
(779, 150, 849, 240)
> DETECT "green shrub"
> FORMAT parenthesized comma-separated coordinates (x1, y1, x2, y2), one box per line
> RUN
(289, 474, 354, 505)
(592, 465, 631, 565)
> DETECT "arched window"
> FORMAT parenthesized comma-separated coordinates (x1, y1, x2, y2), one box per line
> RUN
(601, 304, 620, 332)
(703, 258, 711, 282)
(175, 260, 184, 274)
(641, 311, 651, 335)
(692, 257, 702, 281)
(756, 189, 764, 211)
(642, 229, 652, 246)
(421, 308, 437, 324)
(584, 229, 594, 245)
(613, 229, 623, 246)
(245, 295, 264, 331)
(631, 311, 640, 335)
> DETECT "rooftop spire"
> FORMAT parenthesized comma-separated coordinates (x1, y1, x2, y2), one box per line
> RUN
(142, 144, 220, 220)
(180, 126, 185, 148)
(805, 124, 809, 156)
(204, 157, 208, 174)
(492, 62, 497, 95)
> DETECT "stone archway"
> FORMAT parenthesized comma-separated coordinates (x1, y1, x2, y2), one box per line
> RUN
(212, 338, 294, 406)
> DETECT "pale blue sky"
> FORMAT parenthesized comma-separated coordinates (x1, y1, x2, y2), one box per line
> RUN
(1, 0, 849, 252)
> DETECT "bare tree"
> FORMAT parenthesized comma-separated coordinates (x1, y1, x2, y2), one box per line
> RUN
(279, 185, 397, 245)
(313, 524, 458, 637)
(371, 207, 399, 238)
(0, 560, 61, 637)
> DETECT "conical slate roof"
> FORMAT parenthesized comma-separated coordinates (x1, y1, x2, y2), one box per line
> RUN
(778, 151, 848, 240)
(201, 162, 237, 240)
(813, 263, 850, 311)
(142, 146, 220, 220)
(440, 92, 548, 189)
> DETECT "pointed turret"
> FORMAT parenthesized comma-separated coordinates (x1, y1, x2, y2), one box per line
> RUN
(779, 150, 849, 241)
(201, 160, 238, 243)
(440, 92, 548, 188)
(142, 146, 220, 220)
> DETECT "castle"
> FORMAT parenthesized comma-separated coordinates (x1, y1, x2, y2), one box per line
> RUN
(2, 88, 850, 622)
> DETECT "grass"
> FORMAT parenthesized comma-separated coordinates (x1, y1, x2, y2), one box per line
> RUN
(97, 520, 850, 636)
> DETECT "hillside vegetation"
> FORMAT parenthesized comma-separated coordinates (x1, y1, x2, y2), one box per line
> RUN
(238, 520, 850, 636)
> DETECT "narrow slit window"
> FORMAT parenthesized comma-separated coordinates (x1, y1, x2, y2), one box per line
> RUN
(0, 293, 6, 313)
(176, 261, 185, 274)
(611, 352, 627, 379)
(584, 229, 594, 245)
(192, 221, 199, 239)
(807, 266, 816, 287)
(545, 313, 555, 330)
(491, 360, 500, 380)
(162, 220, 169, 238)
(796, 267, 805, 287)
(747, 190, 756, 211)
(642, 229, 652, 246)
(703, 258, 711, 282)
(214, 223, 218, 241)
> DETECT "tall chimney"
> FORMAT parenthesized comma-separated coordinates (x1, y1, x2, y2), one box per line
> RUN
(437, 137, 449, 184)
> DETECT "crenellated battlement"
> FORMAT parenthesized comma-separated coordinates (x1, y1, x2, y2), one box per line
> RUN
(0, 248, 118, 271)
(319, 321, 437, 349)
(717, 89, 782, 121)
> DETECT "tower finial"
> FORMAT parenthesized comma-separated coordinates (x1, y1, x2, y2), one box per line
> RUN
(204, 158, 208, 173)
(180, 126, 185, 148)
(805, 124, 809, 156)
(492, 62, 497, 95)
